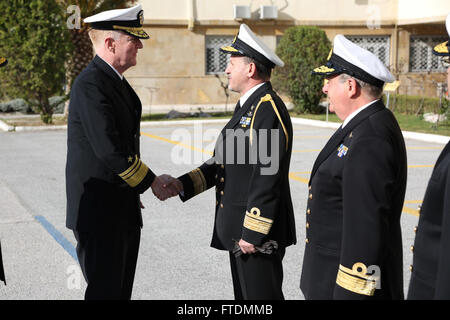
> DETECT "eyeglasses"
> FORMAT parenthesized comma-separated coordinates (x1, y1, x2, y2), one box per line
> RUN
(441, 56, 450, 69)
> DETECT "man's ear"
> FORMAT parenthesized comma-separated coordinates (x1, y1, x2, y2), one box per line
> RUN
(346, 77, 359, 98)
(247, 61, 257, 79)
(105, 37, 115, 53)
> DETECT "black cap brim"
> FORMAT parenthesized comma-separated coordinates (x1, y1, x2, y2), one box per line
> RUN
(312, 53, 385, 88)
(220, 37, 275, 69)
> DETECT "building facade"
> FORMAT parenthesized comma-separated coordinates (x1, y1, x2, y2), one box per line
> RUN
(124, 0, 450, 113)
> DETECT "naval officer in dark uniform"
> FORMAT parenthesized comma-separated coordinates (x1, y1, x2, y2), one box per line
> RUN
(300, 35, 407, 299)
(0, 56, 7, 286)
(407, 13, 450, 300)
(66, 5, 172, 299)
(163, 24, 296, 300)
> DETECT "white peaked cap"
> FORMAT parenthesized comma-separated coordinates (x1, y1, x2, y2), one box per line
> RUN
(313, 34, 394, 87)
(84, 4, 149, 39)
(84, 5, 142, 23)
(221, 24, 284, 68)
(447, 13, 450, 37)
(433, 13, 450, 56)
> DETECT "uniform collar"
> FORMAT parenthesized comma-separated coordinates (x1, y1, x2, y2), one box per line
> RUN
(239, 82, 266, 107)
(97, 55, 124, 80)
(342, 99, 379, 128)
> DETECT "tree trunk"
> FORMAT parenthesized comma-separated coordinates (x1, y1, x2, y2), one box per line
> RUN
(64, 27, 94, 117)
(40, 99, 53, 124)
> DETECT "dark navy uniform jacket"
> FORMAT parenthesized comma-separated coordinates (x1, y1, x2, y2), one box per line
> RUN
(300, 100, 407, 299)
(408, 141, 450, 299)
(66, 55, 155, 232)
(178, 82, 296, 251)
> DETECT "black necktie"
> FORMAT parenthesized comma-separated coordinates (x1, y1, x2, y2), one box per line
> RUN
(234, 101, 241, 114)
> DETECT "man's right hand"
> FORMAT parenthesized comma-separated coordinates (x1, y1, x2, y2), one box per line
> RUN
(151, 174, 183, 201)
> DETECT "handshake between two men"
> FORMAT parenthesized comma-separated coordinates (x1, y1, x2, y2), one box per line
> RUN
(150, 174, 183, 201)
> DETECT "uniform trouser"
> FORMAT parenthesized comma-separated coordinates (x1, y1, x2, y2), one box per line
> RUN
(229, 247, 285, 300)
(73, 227, 141, 300)
(0, 241, 5, 285)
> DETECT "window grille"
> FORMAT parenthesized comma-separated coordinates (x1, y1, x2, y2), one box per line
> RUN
(205, 36, 234, 74)
(346, 35, 391, 67)
(409, 35, 448, 72)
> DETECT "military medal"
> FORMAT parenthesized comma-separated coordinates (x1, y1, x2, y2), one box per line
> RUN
(337, 144, 348, 157)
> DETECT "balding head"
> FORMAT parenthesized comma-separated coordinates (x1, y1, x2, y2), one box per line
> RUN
(88, 29, 123, 54)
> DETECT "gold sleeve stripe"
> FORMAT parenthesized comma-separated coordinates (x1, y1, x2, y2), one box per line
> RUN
(249, 94, 289, 151)
(119, 156, 139, 179)
(118, 157, 149, 187)
(336, 263, 377, 296)
(243, 207, 273, 235)
(188, 168, 207, 195)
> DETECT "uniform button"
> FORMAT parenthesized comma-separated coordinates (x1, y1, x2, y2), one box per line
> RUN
(220, 203, 224, 208)
(220, 177, 224, 182)
(306, 222, 310, 229)
(221, 165, 224, 169)
(309, 194, 313, 199)
(305, 238, 309, 244)
(220, 191, 224, 196)
(409, 265, 413, 272)
(215, 174, 218, 179)
(216, 201, 218, 205)
(308, 186, 311, 190)
(307, 209, 311, 215)
(410, 245, 414, 252)
(414, 226, 418, 233)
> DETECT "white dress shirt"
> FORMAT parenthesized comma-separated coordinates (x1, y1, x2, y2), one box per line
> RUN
(239, 82, 266, 107)
(342, 99, 379, 128)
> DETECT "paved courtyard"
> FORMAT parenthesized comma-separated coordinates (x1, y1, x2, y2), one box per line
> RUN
(0, 119, 446, 300)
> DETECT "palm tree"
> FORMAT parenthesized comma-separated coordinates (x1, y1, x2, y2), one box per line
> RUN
(58, 0, 136, 115)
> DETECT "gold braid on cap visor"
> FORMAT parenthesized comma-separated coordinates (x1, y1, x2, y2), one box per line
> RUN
(112, 25, 149, 38)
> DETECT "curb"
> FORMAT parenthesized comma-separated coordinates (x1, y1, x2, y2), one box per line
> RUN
(1, 116, 448, 145)
(0, 119, 15, 132)
(401, 130, 449, 144)
(291, 117, 341, 129)
(15, 125, 68, 132)
(290, 117, 449, 144)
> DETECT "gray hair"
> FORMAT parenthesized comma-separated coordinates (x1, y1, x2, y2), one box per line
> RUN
(88, 29, 124, 51)
(338, 73, 383, 99)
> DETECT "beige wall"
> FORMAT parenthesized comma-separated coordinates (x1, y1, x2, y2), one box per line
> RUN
(397, 0, 450, 24)
(125, 26, 241, 109)
(141, 0, 399, 25)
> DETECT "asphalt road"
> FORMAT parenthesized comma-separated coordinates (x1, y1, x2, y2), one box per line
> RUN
(0, 119, 445, 300)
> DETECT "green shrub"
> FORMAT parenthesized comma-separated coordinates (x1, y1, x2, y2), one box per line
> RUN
(0, 98, 31, 113)
(0, 96, 67, 114)
(272, 26, 331, 114)
(0, 0, 72, 124)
